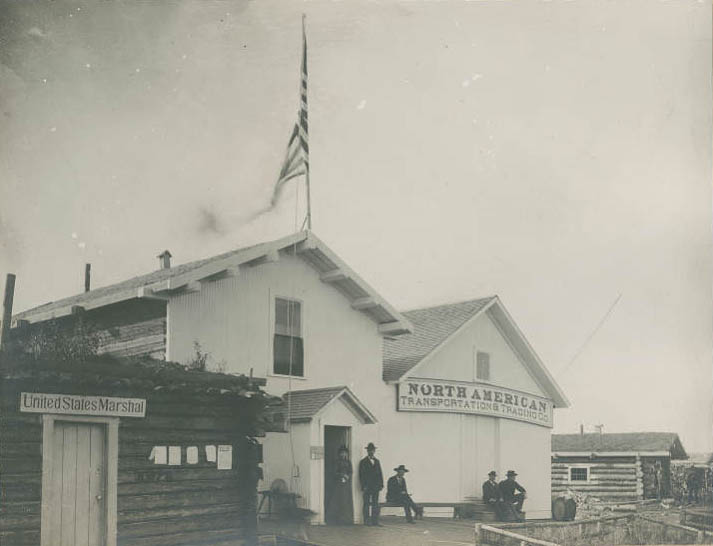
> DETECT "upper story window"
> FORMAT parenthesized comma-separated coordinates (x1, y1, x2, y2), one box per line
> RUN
(569, 467, 589, 482)
(476, 351, 490, 381)
(273, 298, 304, 377)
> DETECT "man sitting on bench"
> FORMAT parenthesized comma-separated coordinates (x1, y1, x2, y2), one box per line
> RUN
(499, 470, 526, 522)
(386, 465, 423, 523)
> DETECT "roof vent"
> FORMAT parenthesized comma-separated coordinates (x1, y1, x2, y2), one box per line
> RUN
(158, 250, 172, 270)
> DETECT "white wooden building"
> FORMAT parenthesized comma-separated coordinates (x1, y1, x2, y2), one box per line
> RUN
(12, 230, 569, 524)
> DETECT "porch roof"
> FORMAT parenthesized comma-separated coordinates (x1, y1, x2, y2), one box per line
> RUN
(283, 386, 377, 424)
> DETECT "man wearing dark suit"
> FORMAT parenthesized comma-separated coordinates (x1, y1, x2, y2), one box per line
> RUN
(499, 470, 527, 521)
(386, 465, 422, 523)
(482, 470, 504, 520)
(358, 442, 384, 525)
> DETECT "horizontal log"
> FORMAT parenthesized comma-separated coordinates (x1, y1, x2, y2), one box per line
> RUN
(117, 512, 243, 538)
(119, 503, 239, 524)
(0, 442, 42, 457)
(100, 333, 165, 353)
(1, 457, 42, 475)
(0, 502, 40, 516)
(0, 513, 41, 531)
(118, 479, 241, 497)
(0, 473, 42, 487)
(118, 428, 241, 444)
(118, 527, 246, 546)
(118, 467, 240, 485)
(118, 455, 228, 472)
(118, 488, 241, 511)
(121, 415, 244, 431)
(0, 528, 40, 546)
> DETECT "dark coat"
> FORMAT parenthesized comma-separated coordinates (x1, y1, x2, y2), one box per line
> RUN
(499, 479, 526, 502)
(358, 456, 384, 491)
(386, 475, 409, 502)
(482, 480, 500, 503)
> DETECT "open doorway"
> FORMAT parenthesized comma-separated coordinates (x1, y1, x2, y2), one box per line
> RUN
(324, 425, 353, 525)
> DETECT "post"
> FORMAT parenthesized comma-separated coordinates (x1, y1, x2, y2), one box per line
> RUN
(474, 522, 481, 546)
(0, 273, 16, 351)
(305, 169, 312, 230)
(85, 263, 91, 292)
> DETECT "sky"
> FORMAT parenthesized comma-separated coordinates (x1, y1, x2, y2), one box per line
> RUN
(0, 1, 711, 451)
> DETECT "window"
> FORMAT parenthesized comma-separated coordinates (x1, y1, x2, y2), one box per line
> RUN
(569, 467, 589, 482)
(476, 351, 490, 380)
(273, 298, 304, 376)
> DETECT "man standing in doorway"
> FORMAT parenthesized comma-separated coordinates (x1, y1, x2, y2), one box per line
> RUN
(359, 442, 384, 525)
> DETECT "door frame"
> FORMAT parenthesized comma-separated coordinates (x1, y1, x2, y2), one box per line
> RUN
(40, 415, 119, 546)
(323, 425, 352, 525)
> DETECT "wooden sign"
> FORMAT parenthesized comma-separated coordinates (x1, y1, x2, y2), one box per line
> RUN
(20, 392, 146, 418)
(397, 380, 553, 428)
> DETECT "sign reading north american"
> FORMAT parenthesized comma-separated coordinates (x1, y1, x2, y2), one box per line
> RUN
(397, 380, 553, 428)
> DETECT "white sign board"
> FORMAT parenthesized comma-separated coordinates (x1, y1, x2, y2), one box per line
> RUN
(20, 392, 146, 418)
(397, 380, 553, 428)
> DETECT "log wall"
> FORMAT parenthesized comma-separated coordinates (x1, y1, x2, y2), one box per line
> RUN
(551, 456, 643, 502)
(0, 383, 262, 546)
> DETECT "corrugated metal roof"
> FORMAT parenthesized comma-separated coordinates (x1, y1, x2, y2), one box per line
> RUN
(382, 297, 496, 381)
(552, 432, 687, 458)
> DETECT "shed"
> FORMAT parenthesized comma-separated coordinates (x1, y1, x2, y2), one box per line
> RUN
(551, 432, 688, 502)
(0, 351, 281, 546)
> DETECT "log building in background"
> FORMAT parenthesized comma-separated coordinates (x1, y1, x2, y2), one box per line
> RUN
(551, 432, 688, 502)
(0, 353, 281, 546)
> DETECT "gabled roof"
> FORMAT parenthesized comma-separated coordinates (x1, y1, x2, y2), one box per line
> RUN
(383, 297, 495, 381)
(13, 231, 411, 336)
(383, 296, 569, 408)
(283, 386, 377, 424)
(552, 433, 688, 459)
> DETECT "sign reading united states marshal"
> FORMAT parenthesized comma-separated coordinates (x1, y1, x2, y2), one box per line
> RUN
(20, 392, 146, 418)
(397, 380, 553, 428)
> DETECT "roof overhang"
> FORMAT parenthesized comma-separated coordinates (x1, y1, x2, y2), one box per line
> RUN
(12, 231, 412, 337)
(290, 386, 378, 425)
(393, 297, 569, 408)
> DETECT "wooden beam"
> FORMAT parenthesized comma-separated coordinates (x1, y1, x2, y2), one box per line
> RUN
(378, 321, 411, 335)
(71, 305, 85, 314)
(296, 238, 318, 254)
(245, 250, 280, 267)
(351, 297, 378, 310)
(137, 287, 170, 301)
(320, 269, 347, 283)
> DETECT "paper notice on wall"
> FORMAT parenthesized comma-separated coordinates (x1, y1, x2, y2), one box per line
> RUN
(217, 445, 232, 470)
(149, 446, 167, 464)
(206, 445, 216, 463)
(186, 446, 198, 464)
(168, 446, 181, 465)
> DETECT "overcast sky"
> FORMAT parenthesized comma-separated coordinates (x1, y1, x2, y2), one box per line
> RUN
(1, 1, 711, 451)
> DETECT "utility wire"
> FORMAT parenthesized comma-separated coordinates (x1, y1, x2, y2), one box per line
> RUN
(560, 293, 622, 376)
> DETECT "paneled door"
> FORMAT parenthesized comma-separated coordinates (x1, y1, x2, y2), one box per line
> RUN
(48, 421, 107, 546)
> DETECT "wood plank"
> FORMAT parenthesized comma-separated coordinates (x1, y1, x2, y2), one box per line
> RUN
(118, 479, 240, 497)
(116, 527, 246, 546)
(88, 424, 106, 546)
(60, 423, 78, 546)
(74, 424, 91, 546)
(117, 512, 242, 538)
(0, 514, 42, 531)
(118, 467, 240, 485)
(0, 528, 41, 546)
(118, 503, 239, 524)
(0, 501, 41, 516)
(117, 488, 240, 511)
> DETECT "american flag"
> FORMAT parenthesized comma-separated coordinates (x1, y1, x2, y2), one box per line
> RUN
(271, 16, 309, 208)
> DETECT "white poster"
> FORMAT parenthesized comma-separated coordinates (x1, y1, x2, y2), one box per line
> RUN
(186, 446, 198, 464)
(206, 445, 216, 463)
(149, 446, 167, 465)
(217, 445, 232, 470)
(168, 446, 181, 465)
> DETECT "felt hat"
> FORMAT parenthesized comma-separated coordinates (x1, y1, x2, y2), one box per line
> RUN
(506, 470, 518, 477)
(365, 442, 377, 451)
(394, 465, 409, 472)
(488, 471, 497, 477)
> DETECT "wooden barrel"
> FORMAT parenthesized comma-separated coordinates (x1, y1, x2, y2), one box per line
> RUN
(552, 497, 567, 521)
(564, 498, 577, 521)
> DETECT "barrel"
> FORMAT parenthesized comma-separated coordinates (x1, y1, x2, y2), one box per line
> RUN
(552, 497, 567, 520)
(564, 498, 577, 521)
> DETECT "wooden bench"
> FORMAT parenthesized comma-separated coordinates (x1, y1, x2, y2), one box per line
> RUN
(379, 501, 496, 520)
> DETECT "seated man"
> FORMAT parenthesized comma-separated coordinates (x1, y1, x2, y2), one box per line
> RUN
(482, 470, 503, 517)
(386, 465, 423, 523)
(498, 470, 526, 521)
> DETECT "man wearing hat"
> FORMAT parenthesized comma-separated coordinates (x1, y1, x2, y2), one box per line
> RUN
(387, 465, 423, 523)
(482, 471, 501, 506)
(499, 470, 527, 520)
(358, 442, 384, 525)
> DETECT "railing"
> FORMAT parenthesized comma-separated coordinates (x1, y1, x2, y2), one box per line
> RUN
(637, 514, 712, 544)
(475, 523, 560, 546)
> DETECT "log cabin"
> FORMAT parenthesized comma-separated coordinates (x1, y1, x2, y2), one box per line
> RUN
(551, 432, 688, 502)
(0, 351, 277, 546)
(6, 230, 569, 529)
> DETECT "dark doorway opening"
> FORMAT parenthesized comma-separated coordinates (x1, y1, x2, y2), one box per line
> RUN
(324, 425, 353, 525)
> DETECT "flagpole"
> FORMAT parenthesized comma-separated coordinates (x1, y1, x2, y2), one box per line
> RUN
(303, 13, 312, 232)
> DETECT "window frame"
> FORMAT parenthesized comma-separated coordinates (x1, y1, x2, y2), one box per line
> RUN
(568, 465, 591, 483)
(270, 295, 306, 379)
(476, 351, 491, 381)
